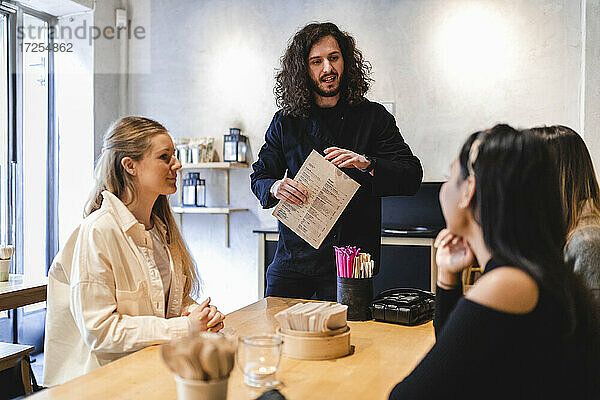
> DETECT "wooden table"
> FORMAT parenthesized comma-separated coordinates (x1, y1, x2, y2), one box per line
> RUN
(31, 297, 435, 400)
(0, 274, 47, 311)
(0, 342, 35, 394)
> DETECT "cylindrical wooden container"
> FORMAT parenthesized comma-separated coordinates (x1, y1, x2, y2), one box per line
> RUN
(337, 277, 373, 321)
(276, 326, 351, 360)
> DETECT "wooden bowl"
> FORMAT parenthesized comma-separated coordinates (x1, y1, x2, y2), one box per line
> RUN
(276, 326, 351, 360)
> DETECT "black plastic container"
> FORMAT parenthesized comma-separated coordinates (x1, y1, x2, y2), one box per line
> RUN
(337, 277, 374, 321)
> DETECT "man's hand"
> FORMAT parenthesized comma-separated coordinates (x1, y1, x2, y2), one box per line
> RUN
(271, 178, 309, 205)
(324, 147, 371, 170)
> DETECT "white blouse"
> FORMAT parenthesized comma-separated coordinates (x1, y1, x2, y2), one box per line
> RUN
(43, 191, 199, 387)
(150, 224, 171, 305)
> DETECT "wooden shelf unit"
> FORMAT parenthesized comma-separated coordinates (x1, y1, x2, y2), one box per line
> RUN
(180, 162, 248, 169)
(175, 162, 249, 247)
(171, 207, 248, 215)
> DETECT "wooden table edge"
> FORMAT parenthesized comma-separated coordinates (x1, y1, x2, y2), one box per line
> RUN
(0, 283, 47, 311)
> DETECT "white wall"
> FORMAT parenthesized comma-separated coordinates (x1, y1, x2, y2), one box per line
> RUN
(118, 0, 592, 313)
(93, 0, 128, 158)
(584, 0, 600, 170)
(56, 12, 95, 245)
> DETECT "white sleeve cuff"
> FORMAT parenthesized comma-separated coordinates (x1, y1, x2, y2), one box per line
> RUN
(270, 179, 281, 197)
(168, 316, 193, 338)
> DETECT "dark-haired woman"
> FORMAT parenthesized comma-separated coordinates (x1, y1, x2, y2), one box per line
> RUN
(389, 125, 599, 399)
(528, 125, 600, 302)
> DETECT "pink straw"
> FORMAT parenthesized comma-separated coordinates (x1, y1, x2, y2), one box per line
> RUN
(334, 245, 363, 278)
(346, 252, 351, 278)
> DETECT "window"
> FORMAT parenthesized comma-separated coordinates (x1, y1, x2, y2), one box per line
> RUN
(0, 11, 10, 343)
(1, 7, 57, 280)
(21, 13, 50, 280)
(0, 13, 8, 245)
(0, 4, 57, 349)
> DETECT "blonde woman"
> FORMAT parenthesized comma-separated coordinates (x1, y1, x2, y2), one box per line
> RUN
(528, 125, 600, 302)
(43, 117, 225, 386)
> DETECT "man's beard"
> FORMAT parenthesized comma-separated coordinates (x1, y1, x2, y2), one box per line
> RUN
(310, 75, 343, 98)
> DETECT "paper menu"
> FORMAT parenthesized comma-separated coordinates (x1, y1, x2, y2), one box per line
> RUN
(272, 150, 360, 249)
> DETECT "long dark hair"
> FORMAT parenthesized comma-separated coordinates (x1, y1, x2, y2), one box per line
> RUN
(275, 22, 372, 117)
(526, 125, 600, 238)
(459, 125, 598, 367)
(459, 125, 567, 286)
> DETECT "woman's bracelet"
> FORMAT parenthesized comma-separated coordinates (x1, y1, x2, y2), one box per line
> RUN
(437, 280, 461, 290)
(436, 269, 462, 290)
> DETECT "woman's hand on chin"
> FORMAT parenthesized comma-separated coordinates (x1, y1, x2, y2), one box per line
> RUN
(434, 228, 475, 289)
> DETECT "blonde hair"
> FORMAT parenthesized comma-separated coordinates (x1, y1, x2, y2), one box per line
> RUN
(527, 126, 600, 240)
(85, 116, 200, 298)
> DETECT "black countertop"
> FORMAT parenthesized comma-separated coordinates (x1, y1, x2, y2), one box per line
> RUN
(254, 183, 446, 240)
(253, 226, 443, 239)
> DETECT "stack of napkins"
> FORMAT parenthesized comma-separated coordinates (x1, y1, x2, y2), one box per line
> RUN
(275, 302, 348, 332)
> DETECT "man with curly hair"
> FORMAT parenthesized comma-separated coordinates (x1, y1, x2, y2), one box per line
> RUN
(251, 22, 423, 300)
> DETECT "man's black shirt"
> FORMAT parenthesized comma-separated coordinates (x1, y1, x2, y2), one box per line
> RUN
(250, 99, 423, 276)
(312, 101, 345, 141)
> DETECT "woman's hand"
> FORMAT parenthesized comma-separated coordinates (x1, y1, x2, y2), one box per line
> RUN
(434, 229, 475, 289)
(185, 297, 226, 333)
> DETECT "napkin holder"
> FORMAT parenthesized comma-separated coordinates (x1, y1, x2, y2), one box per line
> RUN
(276, 326, 351, 360)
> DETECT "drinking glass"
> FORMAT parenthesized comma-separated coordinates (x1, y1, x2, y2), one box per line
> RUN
(237, 334, 283, 388)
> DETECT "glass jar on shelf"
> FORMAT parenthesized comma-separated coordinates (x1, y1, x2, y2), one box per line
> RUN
(206, 137, 214, 162)
(196, 179, 206, 207)
(198, 137, 208, 163)
(182, 178, 195, 206)
(174, 138, 190, 164)
(189, 138, 202, 164)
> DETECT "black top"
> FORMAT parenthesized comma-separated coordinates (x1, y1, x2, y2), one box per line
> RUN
(312, 101, 346, 142)
(389, 258, 598, 399)
(250, 100, 422, 276)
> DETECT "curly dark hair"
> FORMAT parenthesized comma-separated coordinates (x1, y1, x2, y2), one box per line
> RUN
(275, 22, 373, 117)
